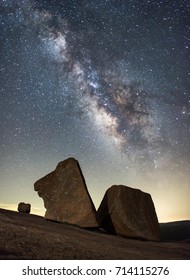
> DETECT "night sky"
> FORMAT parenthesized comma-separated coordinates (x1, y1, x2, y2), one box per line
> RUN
(0, 0, 190, 222)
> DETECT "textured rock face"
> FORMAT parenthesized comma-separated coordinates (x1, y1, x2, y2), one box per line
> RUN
(97, 185, 160, 241)
(34, 158, 99, 228)
(18, 202, 31, 214)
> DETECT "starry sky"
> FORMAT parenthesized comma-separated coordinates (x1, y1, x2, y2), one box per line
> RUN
(0, 0, 190, 222)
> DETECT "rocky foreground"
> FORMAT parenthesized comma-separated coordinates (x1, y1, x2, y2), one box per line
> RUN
(0, 208, 190, 260)
(34, 158, 160, 241)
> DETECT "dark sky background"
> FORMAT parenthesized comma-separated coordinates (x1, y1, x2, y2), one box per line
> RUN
(0, 0, 190, 222)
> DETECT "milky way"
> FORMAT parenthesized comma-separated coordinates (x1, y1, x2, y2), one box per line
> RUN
(0, 0, 190, 221)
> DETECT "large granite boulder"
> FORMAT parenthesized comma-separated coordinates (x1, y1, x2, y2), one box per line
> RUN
(34, 158, 99, 228)
(18, 202, 31, 214)
(97, 185, 160, 241)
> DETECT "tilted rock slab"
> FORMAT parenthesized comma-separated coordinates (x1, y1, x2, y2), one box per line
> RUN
(18, 202, 31, 214)
(34, 158, 99, 228)
(97, 185, 160, 241)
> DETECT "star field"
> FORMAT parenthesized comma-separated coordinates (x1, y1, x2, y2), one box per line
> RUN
(0, 0, 190, 221)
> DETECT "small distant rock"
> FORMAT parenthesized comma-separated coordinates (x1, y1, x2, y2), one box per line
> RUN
(34, 158, 99, 228)
(18, 202, 31, 214)
(97, 185, 160, 241)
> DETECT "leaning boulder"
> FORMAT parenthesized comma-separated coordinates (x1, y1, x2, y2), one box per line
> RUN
(97, 185, 160, 241)
(18, 202, 31, 214)
(34, 158, 99, 228)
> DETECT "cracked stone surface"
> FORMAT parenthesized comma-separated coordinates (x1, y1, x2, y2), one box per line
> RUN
(98, 185, 160, 241)
(34, 158, 99, 228)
